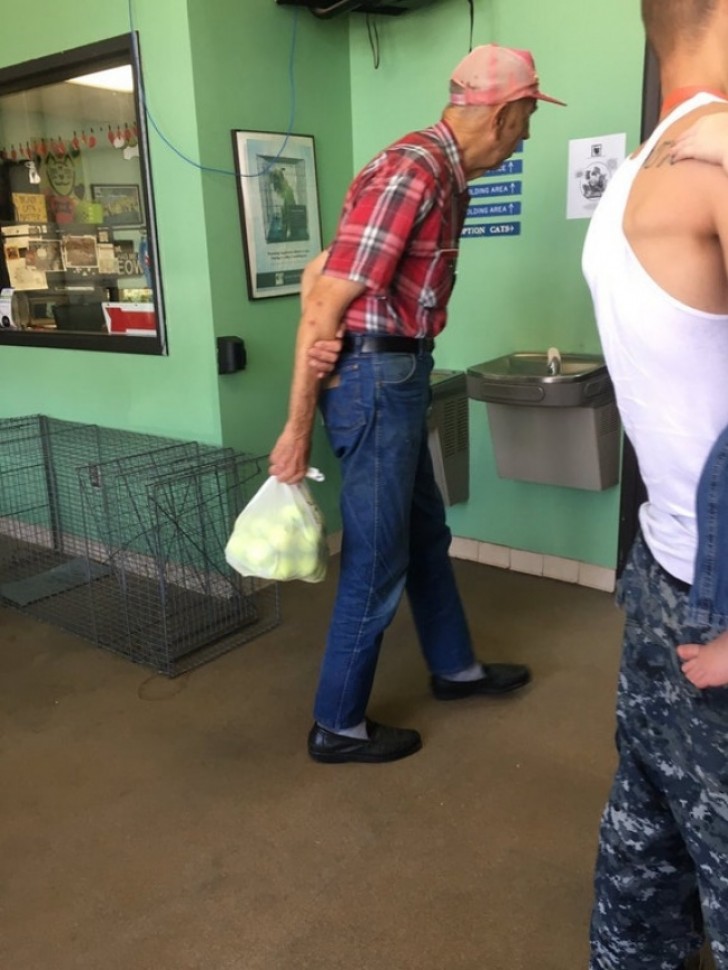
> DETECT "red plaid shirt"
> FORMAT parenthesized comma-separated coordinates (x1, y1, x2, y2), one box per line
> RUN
(323, 121, 469, 339)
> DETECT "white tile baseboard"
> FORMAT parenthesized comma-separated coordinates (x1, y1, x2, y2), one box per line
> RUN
(327, 529, 615, 593)
(450, 535, 616, 593)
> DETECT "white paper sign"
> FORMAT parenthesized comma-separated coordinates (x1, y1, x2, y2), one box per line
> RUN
(567, 133, 627, 220)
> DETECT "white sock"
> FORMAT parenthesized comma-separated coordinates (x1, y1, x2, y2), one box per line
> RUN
(327, 720, 368, 740)
(442, 662, 484, 683)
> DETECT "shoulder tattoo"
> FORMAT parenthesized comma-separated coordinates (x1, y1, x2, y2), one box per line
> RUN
(643, 140, 676, 169)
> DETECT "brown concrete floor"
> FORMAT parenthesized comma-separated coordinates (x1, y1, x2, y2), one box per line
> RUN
(1, 559, 631, 969)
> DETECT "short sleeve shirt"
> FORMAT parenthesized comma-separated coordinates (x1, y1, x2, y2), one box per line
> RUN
(323, 120, 469, 339)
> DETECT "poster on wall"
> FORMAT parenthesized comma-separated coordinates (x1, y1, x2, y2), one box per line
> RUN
(11, 192, 48, 224)
(567, 133, 626, 220)
(91, 184, 143, 227)
(232, 130, 323, 300)
(1, 226, 49, 290)
(461, 140, 524, 240)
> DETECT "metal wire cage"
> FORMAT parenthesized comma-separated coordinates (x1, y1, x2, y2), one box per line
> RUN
(0, 416, 279, 676)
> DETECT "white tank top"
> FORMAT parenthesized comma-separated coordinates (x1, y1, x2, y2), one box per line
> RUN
(583, 93, 728, 584)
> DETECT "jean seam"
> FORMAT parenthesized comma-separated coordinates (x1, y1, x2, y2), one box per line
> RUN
(691, 435, 728, 620)
(332, 359, 382, 728)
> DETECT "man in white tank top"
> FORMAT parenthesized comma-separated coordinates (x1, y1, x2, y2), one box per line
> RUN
(582, 2, 728, 968)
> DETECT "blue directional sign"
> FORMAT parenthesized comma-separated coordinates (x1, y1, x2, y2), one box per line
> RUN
(461, 221, 522, 239)
(465, 150, 525, 239)
(470, 181, 522, 198)
(466, 201, 522, 219)
(483, 158, 523, 178)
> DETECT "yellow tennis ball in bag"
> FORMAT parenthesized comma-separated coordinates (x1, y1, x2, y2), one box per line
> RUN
(297, 521, 318, 543)
(245, 538, 274, 568)
(248, 516, 269, 538)
(225, 533, 244, 558)
(296, 550, 317, 572)
(279, 504, 302, 527)
(226, 531, 255, 562)
(303, 558, 327, 584)
(267, 523, 292, 550)
(274, 553, 298, 581)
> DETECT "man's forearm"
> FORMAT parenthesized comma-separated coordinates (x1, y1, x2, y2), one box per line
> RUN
(285, 306, 341, 438)
(270, 274, 365, 483)
(300, 249, 330, 309)
(284, 274, 366, 436)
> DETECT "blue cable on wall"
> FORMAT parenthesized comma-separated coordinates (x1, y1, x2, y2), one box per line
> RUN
(127, 0, 299, 178)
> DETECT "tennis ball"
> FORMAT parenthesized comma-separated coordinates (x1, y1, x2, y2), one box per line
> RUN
(225, 534, 248, 560)
(267, 523, 292, 550)
(244, 538, 273, 566)
(248, 517, 269, 537)
(297, 525, 321, 552)
(303, 560, 327, 584)
(279, 505, 302, 527)
(274, 555, 298, 581)
(295, 553, 318, 576)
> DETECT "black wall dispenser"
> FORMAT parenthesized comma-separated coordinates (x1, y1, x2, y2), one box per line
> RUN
(217, 336, 247, 374)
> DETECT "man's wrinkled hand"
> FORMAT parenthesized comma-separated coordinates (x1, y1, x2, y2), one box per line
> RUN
(269, 428, 310, 484)
(308, 327, 344, 379)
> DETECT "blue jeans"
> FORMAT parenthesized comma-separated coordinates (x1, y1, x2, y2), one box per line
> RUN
(688, 423, 728, 638)
(315, 344, 475, 731)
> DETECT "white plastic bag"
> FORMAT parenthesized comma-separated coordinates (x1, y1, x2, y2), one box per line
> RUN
(225, 468, 328, 583)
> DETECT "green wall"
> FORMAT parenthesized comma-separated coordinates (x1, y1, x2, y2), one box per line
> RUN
(0, 0, 222, 444)
(186, 0, 353, 522)
(0, 0, 647, 567)
(349, 0, 645, 567)
(0, 0, 353, 527)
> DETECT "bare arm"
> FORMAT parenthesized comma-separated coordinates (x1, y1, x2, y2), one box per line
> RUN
(269, 274, 365, 483)
(301, 250, 345, 378)
(300, 249, 330, 307)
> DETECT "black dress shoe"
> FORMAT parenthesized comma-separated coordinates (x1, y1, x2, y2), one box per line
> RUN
(308, 719, 422, 764)
(431, 663, 531, 700)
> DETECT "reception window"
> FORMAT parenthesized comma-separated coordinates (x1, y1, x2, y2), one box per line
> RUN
(0, 35, 166, 354)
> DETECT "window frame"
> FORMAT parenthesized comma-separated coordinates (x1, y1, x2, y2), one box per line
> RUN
(0, 33, 167, 355)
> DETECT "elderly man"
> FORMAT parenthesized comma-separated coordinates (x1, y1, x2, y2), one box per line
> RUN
(271, 45, 564, 764)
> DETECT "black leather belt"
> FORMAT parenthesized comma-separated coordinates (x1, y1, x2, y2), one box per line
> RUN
(341, 333, 435, 354)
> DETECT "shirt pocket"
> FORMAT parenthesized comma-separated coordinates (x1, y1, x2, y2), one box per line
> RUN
(417, 245, 458, 310)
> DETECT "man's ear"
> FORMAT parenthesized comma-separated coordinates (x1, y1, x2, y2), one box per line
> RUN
(493, 103, 509, 133)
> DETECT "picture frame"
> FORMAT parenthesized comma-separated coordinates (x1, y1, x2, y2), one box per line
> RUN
(90, 183, 143, 227)
(232, 130, 323, 300)
(61, 234, 98, 272)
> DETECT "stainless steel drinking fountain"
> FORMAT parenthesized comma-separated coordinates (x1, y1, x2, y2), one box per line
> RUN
(466, 351, 621, 490)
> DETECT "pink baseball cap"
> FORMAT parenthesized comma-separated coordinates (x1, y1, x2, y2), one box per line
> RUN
(449, 44, 566, 107)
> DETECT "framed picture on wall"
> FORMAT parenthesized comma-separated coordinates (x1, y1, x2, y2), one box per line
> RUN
(232, 130, 323, 300)
(90, 183, 143, 227)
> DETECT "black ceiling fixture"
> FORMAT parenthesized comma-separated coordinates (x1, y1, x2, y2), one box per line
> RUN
(276, 0, 438, 19)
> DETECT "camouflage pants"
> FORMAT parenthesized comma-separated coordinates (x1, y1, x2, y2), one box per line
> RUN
(590, 535, 728, 970)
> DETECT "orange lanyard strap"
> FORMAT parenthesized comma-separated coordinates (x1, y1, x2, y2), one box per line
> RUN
(660, 86, 728, 119)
